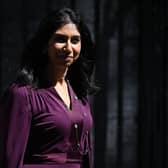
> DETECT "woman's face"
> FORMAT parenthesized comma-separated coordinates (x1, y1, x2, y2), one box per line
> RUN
(48, 23, 81, 68)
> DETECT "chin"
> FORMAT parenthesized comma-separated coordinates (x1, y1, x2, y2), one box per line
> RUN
(64, 61, 73, 67)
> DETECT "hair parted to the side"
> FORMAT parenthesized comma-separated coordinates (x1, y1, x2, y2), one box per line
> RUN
(15, 7, 99, 102)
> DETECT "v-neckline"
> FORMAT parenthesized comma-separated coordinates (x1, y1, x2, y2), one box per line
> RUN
(48, 81, 73, 111)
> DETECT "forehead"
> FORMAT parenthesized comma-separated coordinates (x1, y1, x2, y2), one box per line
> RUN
(54, 23, 80, 35)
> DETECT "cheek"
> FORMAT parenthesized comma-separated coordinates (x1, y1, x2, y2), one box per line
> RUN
(48, 44, 62, 61)
(53, 43, 64, 52)
(74, 46, 81, 61)
(54, 43, 64, 48)
(49, 43, 64, 56)
(75, 44, 81, 55)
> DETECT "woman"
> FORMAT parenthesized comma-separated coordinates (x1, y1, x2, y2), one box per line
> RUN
(0, 8, 98, 168)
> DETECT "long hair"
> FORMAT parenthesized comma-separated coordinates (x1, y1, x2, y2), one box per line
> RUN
(15, 7, 99, 101)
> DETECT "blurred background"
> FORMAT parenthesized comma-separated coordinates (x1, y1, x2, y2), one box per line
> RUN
(0, 0, 168, 168)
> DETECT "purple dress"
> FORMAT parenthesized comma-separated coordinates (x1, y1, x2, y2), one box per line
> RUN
(0, 82, 93, 168)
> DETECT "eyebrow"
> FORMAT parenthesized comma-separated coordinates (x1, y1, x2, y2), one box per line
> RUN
(53, 33, 81, 38)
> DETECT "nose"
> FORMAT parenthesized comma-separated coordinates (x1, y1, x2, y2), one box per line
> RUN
(64, 40, 72, 52)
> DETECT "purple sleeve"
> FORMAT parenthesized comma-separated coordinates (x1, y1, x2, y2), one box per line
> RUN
(82, 131, 93, 168)
(85, 97, 93, 168)
(0, 85, 32, 168)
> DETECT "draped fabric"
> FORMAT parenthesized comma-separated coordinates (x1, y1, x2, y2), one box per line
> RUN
(0, 83, 93, 168)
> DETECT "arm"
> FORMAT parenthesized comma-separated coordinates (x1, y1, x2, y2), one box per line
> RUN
(82, 131, 93, 168)
(0, 84, 32, 168)
(86, 97, 93, 168)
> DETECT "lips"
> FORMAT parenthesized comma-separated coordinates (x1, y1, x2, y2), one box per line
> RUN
(64, 54, 73, 59)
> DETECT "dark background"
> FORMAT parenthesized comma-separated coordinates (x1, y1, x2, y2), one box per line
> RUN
(0, 0, 168, 168)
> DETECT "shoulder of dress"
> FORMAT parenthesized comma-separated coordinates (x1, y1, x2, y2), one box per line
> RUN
(8, 83, 43, 97)
(0, 83, 31, 111)
(7, 83, 30, 98)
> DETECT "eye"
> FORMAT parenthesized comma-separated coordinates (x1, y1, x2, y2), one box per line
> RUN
(52, 35, 66, 43)
(71, 36, 81, 44)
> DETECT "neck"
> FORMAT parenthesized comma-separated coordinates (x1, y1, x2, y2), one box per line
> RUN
(47, 65, 68, 86)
